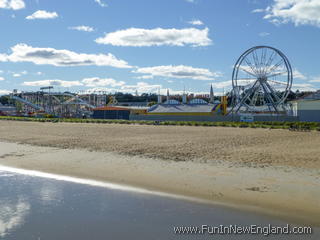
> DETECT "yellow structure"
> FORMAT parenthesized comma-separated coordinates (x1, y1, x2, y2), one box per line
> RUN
(220, 96, 228, 115)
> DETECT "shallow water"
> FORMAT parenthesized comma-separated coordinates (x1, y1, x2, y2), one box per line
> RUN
(0, 168, 319, 240)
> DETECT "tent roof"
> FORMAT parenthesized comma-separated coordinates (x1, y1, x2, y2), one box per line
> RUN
(148, 104, 216, 113)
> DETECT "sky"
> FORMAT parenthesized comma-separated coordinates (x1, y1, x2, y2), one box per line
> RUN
(0, 0, 319, 96)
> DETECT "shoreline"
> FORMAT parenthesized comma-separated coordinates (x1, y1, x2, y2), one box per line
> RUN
(0, 141, 319, 226)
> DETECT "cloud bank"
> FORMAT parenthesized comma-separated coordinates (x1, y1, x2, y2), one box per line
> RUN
(134, 65, 221, 80)
(23, 79, 82, 88)
(22, 78, 161, 95)
(95, 27, 212, 47)
(82, 77, 125, 87)
(0, 44, 131, 68)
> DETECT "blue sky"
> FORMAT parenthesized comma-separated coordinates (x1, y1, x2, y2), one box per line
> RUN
(0, 0, 319, 96)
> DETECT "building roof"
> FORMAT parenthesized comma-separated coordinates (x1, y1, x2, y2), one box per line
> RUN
(93, 106, 130, 111)
(148, 104, 216, 113)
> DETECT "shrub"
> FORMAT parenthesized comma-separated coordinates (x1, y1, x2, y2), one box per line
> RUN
(0, 116, 318, 132)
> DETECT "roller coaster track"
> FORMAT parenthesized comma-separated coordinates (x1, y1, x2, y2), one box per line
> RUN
(10, 92, 95, 112)
(59, 93, 95, 109)
(11, 95, 44, 111)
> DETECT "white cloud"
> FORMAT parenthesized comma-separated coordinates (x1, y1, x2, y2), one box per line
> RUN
(69, 25, 94, 32)
(124, 82, 162, 93)
(26, 10, 58, 20)
(309, 76, 320, 83)
(11, 70, 27, 77)
(292, 83, 316, 91)
(263, 0, 320, 27)
(188, 19, 204, 25)
(0, 89, 10, 95)
(259, 32, 270, 37)
(0, 77, 4, 81)
(211, 80, 232, 89)
(185, 0, 195, 3)
(83, 82, 162, 94)
(82, 77, 125, 87)
(0, 0, 25, 10)
(95, 0, 107, 7)
(135, 75, 154, 80)
(134, 65, 221, 81)
(0, 43, 132, 68)
(23, 77, 127, 88)
(293, 69, 307, 80)
(95, 27, 212, 47)
(252, 8, 265, 13)
(0, 54, 7, 62)
(23, 79, 83, 88)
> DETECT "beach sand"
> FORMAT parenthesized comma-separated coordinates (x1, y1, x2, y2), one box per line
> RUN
(0, 120, 319, 225)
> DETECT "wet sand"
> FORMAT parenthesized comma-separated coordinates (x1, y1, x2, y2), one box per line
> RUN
(0, 121, 319, 225)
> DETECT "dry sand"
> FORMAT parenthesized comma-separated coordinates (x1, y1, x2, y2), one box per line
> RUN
(0, 121, 319, 168)
(0, 120, 319, 225)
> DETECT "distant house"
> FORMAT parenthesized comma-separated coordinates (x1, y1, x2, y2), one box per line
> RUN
(92, 106, 130, 120)
(290, 90, 320, 122)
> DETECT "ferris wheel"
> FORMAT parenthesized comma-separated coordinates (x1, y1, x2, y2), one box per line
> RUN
(230, 46, 293, 113)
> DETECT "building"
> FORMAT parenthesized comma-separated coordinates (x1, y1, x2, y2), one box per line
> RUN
(92, 106, 130, 120)
(290, 90, 320, 122)
(147, 85, 226, 116)
(129, 93, 229, 122)
(0, 104, 16, 116)
(147, 103, 219, 116)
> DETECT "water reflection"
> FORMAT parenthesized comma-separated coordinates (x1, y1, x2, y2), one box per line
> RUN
(38, 182, 63, 206)
(0, 165, 208, 203)
(0, 197, 30, 238)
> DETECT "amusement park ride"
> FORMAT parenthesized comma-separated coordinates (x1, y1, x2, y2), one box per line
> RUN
(228, 46, 293, 115)
(10, 90, 99, 117)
